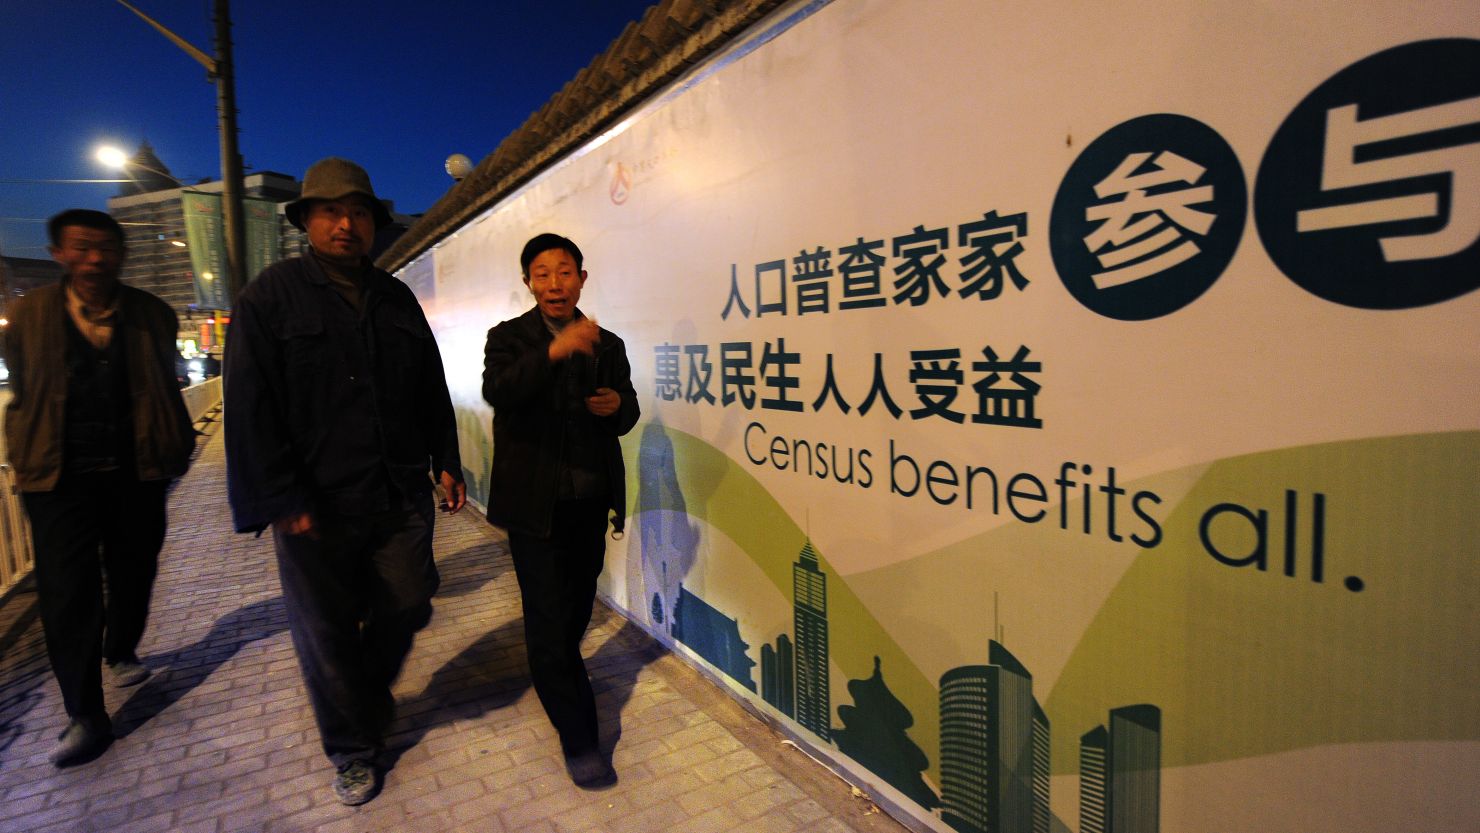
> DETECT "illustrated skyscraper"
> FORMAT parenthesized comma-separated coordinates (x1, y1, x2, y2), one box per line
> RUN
(939, 640, 1043, 833)
(1079, 727, 1108, 833)
(1079, 705, 1162, 833)
(761, 634, 795, 717)
(1031, 701, 1051, 833)
(792, 541, 830, 741)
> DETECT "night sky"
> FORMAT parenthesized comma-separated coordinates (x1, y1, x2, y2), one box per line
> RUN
(0, 0, 657, 258)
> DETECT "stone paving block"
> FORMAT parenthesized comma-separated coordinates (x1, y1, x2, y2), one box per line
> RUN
(334, 799, 403, 828)
(692, 747, 767, 783)
(264, 741, 314, 770)
(674, 804, 747, 833)
(448, 793, 513, 829)
(222, 730, 303, 762)
(434, 751, 515, 788)
(0, 790, 50, 823)
(0, 798, 91, 832)
(785, 796, 834, 824)
(186, 726, 268, 757)
(645, 738, 720, 776)
(495, 751, 564, 788)
(166, 818, 221, 833)
(614, 767, 700, 810)
(178, 752, 273, 789)
(150, 748, 229, 779)
(121, 781, 225, 822)
(606, 799, 692, 833)
(266, 768, 328, 804)
(112, 810, 179, 833)
(471, 777, 534, 813)
(676, 772, 762, 817)
(498, 782, 589, 829)
(733, 779, 811, 821)
(551, 793, 635, 832)
(663, 719, 731, 751)
(84, 772, 176, 814)
(742, 810, 804, 833)
(403, 775, 486, 816)
(702, 730, 746, 756)
(265, 801, 360, 833)
(82, 801, 133, 830)
(609, 735, 666, 767)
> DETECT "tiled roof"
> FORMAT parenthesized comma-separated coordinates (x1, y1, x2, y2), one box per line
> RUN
(377, 0, 786, 273)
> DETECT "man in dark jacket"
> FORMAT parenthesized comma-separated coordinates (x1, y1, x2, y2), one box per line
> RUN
(224, 158, 466, 806)
(5, 209, 195, 766)
(483, 232, 639, 789)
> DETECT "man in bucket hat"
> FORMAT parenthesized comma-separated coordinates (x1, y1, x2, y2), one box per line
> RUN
(224, 157, 466, 805)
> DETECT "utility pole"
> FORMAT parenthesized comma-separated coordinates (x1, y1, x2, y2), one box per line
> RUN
(115, 0, 246, 307)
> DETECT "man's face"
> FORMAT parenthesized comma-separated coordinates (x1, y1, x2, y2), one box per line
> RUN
(524, 247, 586, 322)
(303, 196, 376, 262)
(50, 225, 124, 284)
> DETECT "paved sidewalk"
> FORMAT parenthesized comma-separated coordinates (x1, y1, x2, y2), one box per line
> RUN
(0, 419, 909, 833)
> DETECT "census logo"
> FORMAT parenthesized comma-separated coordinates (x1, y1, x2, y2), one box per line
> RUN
(1255, 38, 1480, 310)
(1050, 114, 1247, 321)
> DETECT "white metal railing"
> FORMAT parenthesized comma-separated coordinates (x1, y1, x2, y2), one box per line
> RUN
(0, 463, 33, 598)
(182, 376, 224, 423)
(0, 377, 222, 598)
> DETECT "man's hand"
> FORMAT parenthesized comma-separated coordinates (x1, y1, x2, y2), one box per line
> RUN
(273, 511, 318, 538)
(548, 318, 601, 362)
(439, 471, 467, 514)
(586, 387, 621, 417)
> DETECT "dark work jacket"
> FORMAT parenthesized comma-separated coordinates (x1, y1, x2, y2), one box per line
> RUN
(223, 255, 462, 533)
(4, 281, 193, 492)
(482, 307, 639, 538)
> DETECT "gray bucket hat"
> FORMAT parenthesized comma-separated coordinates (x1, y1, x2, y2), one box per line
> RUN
(285, 157, 394, 230)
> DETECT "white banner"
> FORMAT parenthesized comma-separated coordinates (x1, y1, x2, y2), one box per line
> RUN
(405, 2, 1480, 830)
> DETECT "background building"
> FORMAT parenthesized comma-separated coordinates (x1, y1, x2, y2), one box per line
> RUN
(0, 255, 63, 311)
(104, 143, 414, 347)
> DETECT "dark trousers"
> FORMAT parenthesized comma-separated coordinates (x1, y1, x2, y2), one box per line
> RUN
(272, 500, 437, 769)
(508, 498, 609, 756)
(24, 472, 169, 733)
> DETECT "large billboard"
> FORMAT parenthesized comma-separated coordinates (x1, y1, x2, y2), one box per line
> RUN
(400, 2, 1479, 830)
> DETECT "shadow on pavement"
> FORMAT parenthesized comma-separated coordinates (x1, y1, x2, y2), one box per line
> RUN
(112, 597, 288, 738)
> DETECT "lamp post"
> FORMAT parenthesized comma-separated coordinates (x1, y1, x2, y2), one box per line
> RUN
(113, 0, 245, 307)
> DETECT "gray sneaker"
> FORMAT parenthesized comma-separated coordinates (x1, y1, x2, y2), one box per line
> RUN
(332, 760, 381, 806)
(49, 720, 112, 767)
(106, 659, 150, 687)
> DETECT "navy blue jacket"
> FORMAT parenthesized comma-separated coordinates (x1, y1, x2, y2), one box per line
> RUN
(482, 307, 639, 537)
(224, 255, 462, 533)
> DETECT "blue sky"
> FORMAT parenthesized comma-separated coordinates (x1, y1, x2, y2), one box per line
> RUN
(0, 0, 656, 256)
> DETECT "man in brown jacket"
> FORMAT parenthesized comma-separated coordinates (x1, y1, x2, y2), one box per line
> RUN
(4, 209, 194, 766)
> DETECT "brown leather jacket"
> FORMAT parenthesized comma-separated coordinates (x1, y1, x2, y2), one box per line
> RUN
(4, 281, 194, 491)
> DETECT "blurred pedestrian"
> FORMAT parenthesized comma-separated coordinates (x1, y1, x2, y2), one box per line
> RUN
(5, 209, 195, 766)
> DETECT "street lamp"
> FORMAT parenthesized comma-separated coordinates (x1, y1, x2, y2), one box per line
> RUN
(113, 0, 245, 307)
(94, 144, 186, 189)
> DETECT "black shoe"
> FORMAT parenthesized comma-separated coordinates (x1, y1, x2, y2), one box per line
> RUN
(332, 760, 381, 806)
(49, 720, 112, 767)
(564, 749, 617, 790)
(106, 658, 150, 687)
